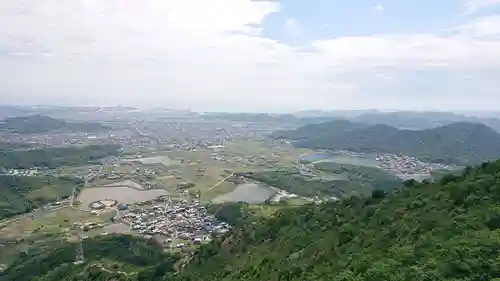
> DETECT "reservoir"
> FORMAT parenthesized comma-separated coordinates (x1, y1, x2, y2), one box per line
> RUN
(301, 151, 379, 167)
(212, 183, 276, 204)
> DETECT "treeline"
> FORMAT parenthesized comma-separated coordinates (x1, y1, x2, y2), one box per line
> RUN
(0, 175, 83, 219)
(0, 144, 120, 169)
(206, 203, 256, 227)
(4, 160, 500, 280)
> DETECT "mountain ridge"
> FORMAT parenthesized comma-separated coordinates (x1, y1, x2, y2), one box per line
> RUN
(0, 115, 109, 134)
(275, 120, 500, 165)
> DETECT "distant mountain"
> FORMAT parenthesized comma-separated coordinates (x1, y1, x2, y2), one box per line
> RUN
(0, 115, 109, 134)
(294, 109, 381, 118)
(276, 120, 500, 165)
(350, 111, 500, 132)
(273, 120, 368, 140)
(200, 112, 335, 125)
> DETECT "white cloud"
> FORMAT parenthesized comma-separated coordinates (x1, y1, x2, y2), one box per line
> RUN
(374, 4, 385, 12)
(453, 15, 500, 38)
(463, 0, 500, 15)
(284, 18, 302, 35)
(0, 0, 500, 111)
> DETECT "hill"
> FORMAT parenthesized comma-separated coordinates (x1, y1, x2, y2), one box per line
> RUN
(273, 120, 368, 141)
(0, 144, 121, 169)
(3, 159, 500, 280)
(0, 115, 109, 134)
(0, 175, 83, 220)
(350, 111, 500, 132)
(276, 120, 500, 165)
(0, 235, 179, 281)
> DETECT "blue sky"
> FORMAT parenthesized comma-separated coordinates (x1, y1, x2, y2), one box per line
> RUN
(263, 0, 461, 41)
(1, 0, 500, 112)
(260, 0, 499, 45)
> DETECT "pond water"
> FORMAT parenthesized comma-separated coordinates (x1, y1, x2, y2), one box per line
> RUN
(300, 152, 334, 162)
(320, 156, 380, 167)
(301, 152, 379, 167)
(125, 155, 178, 167)
(212, 183, 276, 204)
(78, 186, 170, 208)
(104, 180, 144, 189)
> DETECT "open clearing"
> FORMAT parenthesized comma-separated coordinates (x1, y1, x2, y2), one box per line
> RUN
(77, 186, 169, 208)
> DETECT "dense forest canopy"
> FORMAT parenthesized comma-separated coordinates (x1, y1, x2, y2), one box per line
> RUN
(1, 235, 179, 281)
(0, 175, 83, 220)
(2, 159, 500, 280)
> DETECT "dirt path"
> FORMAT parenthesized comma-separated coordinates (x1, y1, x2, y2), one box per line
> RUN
(206, 174, 234, 192)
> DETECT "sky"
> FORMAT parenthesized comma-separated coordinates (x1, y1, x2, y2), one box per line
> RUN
(1, 0, 500, 112)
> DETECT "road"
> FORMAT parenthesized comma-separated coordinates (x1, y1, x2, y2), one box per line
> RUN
(205, 174, 234, 192)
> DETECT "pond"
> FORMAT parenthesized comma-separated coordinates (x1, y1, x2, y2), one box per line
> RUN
(212, 183, 276, 204)
(124, 155, 179, 167)
(78, 186, 170, 208)
(320, 155, 380, 167)
(300, 152, 334, 162)
(301, 152, 379, 167)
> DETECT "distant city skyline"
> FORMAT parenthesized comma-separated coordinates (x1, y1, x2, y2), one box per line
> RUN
(1, 0, 500, 111)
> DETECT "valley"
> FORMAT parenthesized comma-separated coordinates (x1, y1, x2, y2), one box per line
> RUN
(1, 110, 497, 281)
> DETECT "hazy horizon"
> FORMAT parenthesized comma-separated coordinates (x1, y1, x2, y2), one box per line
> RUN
(3, 103, 500, 118)
(1, 0, 500, 112)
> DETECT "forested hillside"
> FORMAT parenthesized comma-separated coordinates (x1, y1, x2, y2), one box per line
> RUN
(0, 175, 83, 219)
(0, 144, 120, 169)
(0, 115, 109, 134)
(0, 235, 179, 281)
(276, 120, 500, 165)
(3, 160, 500, 280)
